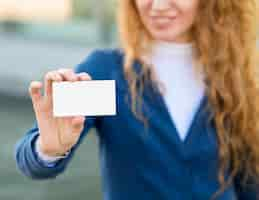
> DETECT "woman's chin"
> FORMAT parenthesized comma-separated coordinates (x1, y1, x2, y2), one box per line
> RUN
(150, 32, 179, 42)
(149, 29, 190, 43)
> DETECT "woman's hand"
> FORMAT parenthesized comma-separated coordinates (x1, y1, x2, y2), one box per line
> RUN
(29, 68, 92, 157)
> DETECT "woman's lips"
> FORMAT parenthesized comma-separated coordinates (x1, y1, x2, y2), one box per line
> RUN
(150, 16, 177, 26)
(151, 16, 177, 20)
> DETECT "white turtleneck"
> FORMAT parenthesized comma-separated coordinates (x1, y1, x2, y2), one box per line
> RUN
(149, 40, 206, 141)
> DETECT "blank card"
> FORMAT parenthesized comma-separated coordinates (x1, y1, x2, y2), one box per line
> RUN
(52, 80, 116, 117)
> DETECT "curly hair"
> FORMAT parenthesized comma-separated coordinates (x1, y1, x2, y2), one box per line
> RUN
(116, 0, 259, 199)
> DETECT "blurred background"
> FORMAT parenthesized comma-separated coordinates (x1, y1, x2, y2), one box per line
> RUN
(0, 1, 258, 200)
(0, 0, 117, 200)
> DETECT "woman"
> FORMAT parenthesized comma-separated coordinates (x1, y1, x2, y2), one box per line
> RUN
(15, 0, 259, 199)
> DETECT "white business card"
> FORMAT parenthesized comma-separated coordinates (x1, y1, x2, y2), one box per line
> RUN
(52, 80, 116, 117)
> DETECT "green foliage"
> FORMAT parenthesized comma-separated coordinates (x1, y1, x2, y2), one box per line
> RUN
(72, 0, 94, 18)
(72, 0, 117, 20)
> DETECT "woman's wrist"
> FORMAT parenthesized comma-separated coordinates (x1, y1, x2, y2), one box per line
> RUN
(35, 137, 70, 162)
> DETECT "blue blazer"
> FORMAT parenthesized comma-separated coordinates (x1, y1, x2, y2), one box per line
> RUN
(15, 48, 258, 200)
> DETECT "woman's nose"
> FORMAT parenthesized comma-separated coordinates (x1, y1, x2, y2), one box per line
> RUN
(151, 0, 171, 11)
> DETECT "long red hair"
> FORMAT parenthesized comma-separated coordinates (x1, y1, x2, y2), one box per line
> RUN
(116, 0, 259, 199)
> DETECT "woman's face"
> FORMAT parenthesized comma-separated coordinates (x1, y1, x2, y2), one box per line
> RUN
(135, 0, 200, 43)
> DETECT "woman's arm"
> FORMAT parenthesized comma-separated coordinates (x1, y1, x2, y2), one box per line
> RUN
(14, 117, 96, 180)
(14, 49, 110, 180)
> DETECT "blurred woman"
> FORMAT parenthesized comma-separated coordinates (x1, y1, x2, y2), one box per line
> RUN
(15, 0, 259, 199)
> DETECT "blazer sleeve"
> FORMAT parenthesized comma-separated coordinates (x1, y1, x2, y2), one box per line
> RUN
(14, 49, 109, 180)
